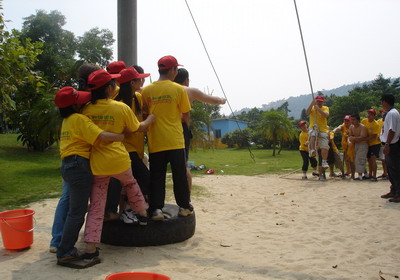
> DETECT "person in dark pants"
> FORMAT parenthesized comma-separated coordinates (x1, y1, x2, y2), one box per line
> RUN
(297, 121, 318, 179)
(379, 93, 400, 202)
(142, 56, 193, 220)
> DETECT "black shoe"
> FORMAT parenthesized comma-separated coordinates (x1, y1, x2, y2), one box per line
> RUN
(388, 196, 400, 203)
(312, 172, 319, 177)
(381, 192, 395, 199)
(137, 215, 148, 226)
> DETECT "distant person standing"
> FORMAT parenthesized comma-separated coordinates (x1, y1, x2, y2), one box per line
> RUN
(379, 93, 400, 202)
(348, 114, 368, 181)
(297, 121, 318, 179)
(332, 115, 352, 176)
(361, 109, 381, 181)
(142, 55, 193, 220)
(174, 68, 226, 191)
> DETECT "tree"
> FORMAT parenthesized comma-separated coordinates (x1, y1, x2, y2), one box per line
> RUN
(0, 2, 44, 133)
(277, 101, 290, 116)
(77, 27, 115, 68)
(20, 10, 77, 86)
(258, 110, 295, 156)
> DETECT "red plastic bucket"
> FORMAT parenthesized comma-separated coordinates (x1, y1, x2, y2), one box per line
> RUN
(0, 209, 35, 250)
(105, 272, 171, 280)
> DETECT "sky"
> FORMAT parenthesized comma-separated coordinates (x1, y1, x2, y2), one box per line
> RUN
(3, 0, 400, 115)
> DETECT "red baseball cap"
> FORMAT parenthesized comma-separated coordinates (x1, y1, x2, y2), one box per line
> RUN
(158, 55, 182, 70)
(297, 120, 306, 127)
(54, 86, 91, 108)
(315, 95, 324, 101)
(367, 109, 376, 115)
(106, 61, 126, 74)
(88, 69, 121, 90)
(343, 115, 351, 120)
(117, 67, 150, 84)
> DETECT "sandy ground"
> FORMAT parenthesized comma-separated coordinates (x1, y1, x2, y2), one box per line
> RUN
(0, 174, 399, 280)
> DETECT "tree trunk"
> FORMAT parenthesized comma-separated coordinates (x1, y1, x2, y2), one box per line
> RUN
(272, 140, 276, 156)
(278, 140, 282, 155)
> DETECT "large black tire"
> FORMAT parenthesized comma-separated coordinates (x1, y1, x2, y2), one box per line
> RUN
(100, 204, 196, 247)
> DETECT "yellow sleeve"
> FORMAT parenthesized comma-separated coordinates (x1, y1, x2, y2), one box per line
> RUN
(123, 104, 140, 132)
(76, 115, 103, 145)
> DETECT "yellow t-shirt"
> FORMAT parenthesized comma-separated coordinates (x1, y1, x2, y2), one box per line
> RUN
(340, 124, 350, 151)
(121, 92, 145, 158)
(309, 106, 329, 133)
(361, 118, 381, 146)
(142, 80, 191, 153)
(299, 131, 308, 152)
(82, 99, 140, 175)
(329, 131, 339, 153)
(59, 113, 103, 159)
(110, 85, 120, 100)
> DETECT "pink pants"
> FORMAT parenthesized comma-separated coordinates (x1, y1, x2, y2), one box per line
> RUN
(84, 168, 148, 243)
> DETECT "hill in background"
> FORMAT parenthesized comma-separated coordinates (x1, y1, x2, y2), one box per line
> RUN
(233, 81, 370, 119)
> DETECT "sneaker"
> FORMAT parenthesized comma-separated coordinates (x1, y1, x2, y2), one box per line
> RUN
(178, 207, 194, 217)
(329, 173, 338, 178)
(57, 247, 84, 266)
(381, 192, 395, 199)
(49, 246, 57, 253)
(321, 161, 329, 168)
(319, 174, 326, 181)
(120, 210, 138, 224)
(362, 175, 370, 180)
(381, 175, 389, 180)
(353, 177, 362, 181)
(370, 177, 378, 182)
(312, 172, 319, 177)
(302, 175, 308, 180)
(137, 215, 148, 226)
(152, 209, 164, 221)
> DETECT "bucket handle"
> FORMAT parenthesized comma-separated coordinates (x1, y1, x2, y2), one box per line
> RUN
(1, 216, 36, 233)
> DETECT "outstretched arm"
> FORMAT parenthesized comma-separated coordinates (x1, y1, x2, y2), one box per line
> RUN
(187, 87, 226, 105)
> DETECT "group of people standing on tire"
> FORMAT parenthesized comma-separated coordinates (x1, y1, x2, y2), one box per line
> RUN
(297, 93, 400, 202)
(49, 55, 226, 269)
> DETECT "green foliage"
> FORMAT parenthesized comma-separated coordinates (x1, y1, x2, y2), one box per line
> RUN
(258, 110, 295, 156)
(329, 74, 400, 128)
(237, 107, 263, 129)
(77, 27, 115, 68)
(221, 128, 252, 148)
(21, 10, 77, 86)
(190, 100, 221, 149)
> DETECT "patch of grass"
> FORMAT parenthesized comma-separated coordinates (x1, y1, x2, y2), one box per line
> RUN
(0, 134, 301, 209)
(0, 134, 62, 210)
(188, 147, 299, 176)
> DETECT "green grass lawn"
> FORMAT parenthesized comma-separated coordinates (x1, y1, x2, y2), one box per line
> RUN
(0, 134, 300, 209)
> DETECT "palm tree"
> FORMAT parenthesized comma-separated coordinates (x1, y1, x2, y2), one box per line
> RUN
(258, 110, 295, 156)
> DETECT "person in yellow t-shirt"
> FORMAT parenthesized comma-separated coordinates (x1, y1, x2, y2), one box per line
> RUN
(142, 55, 193, 221)
(306, 95, 330, 179)
(82, 69, 155, 262)
(332, 115, 352, 176)
(54, 86, 125, 268)
(111, 66, 152, 224)
(297, 121, 318, 179)
(361, 109, 381, 181)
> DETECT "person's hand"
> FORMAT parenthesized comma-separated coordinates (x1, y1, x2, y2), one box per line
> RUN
(219, 97, 227, 105)
(383, 145, 390, 155)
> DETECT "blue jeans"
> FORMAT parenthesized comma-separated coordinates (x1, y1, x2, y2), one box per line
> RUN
(50, 180, 70, 248)
(56, 155, 93, 258)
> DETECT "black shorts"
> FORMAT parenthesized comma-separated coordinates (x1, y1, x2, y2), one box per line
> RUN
(182, 122, 192, 162)
(367, 144, 381, 158)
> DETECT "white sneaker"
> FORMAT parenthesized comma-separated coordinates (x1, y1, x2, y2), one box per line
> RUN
(322, 160, 329, 168)
(49, 246, 57, 253)
(120, 210, 138, 224)
(152, 209, 164, 221)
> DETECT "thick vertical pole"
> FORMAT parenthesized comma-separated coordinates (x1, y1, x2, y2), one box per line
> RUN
(117, 0, 137, 66)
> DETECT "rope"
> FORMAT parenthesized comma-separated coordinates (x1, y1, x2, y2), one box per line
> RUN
(184, 0, 255, 162)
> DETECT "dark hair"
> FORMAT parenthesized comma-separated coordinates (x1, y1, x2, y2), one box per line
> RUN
(59, 106, 77, 119)
(90, 79, 116, 104)
(351, 114, 360, 121)
(158, 66, 177, 75)
(381, 93, 395, 106)
(77, 63, 101, 91)
(174, 68, 189, 84)
(133, 65, 144, 74)
(116, 81, 142, 115)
